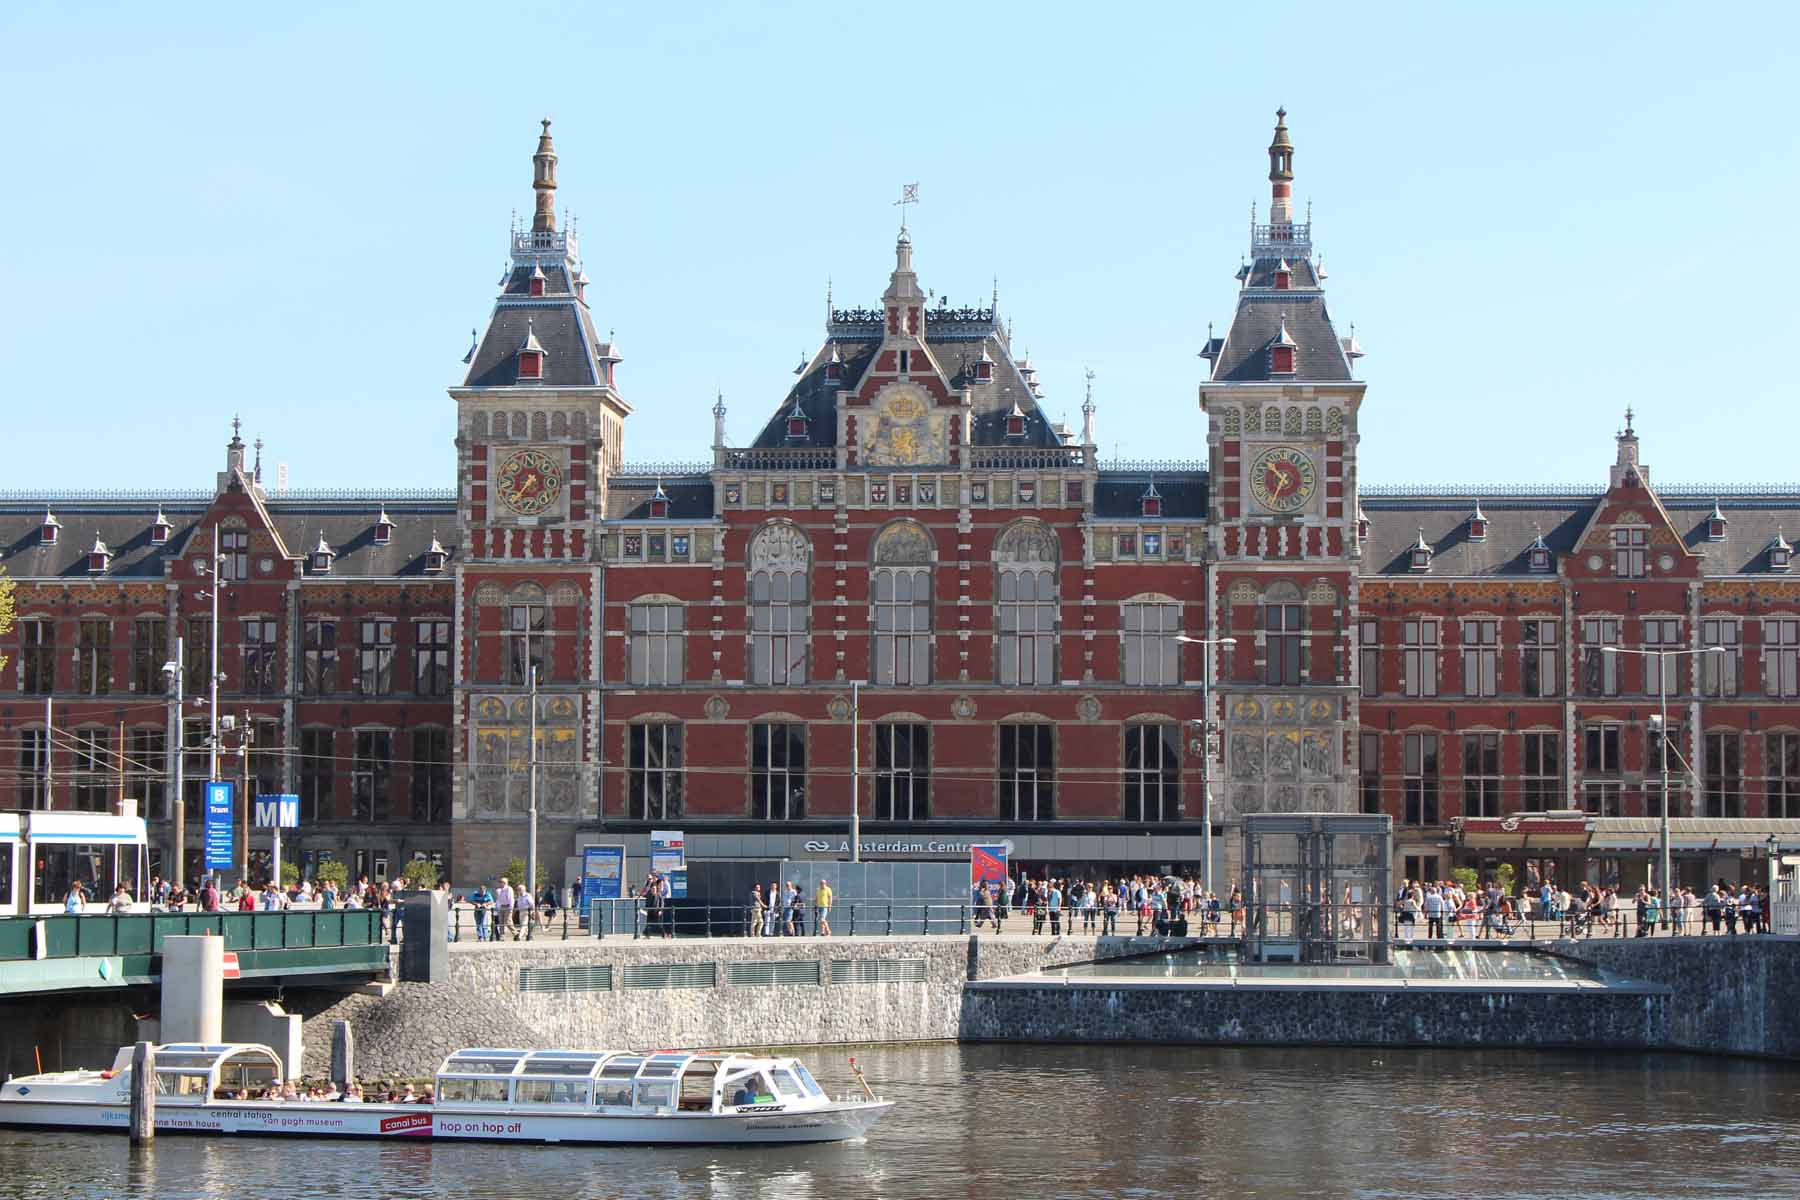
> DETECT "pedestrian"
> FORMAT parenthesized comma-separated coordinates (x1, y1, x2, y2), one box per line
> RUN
(495, 876, 515, 938)
(815, 877, 833, 936)
(470, 881, 493, 941)
(514, 882, 534, 940)
(788, 881, 806, 937)
(764, 880, 780, 937)
(750, 884, 766, 938)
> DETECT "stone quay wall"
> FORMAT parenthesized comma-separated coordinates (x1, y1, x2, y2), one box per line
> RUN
(293, 934, 1196, 1079)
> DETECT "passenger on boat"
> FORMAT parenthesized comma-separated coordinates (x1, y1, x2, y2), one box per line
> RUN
(416, 1086, 434, 1104)
(731, 1083, 755, 1106)
(341, 1085, 365, 1103)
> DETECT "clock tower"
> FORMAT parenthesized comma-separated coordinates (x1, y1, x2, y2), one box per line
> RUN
(1198, 110, 1367, 850)
(448, 121, 627, 882)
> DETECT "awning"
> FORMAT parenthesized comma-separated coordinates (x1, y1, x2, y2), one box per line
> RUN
(1457, 816, 1590, 850)
(1587, 818, 1800, 852)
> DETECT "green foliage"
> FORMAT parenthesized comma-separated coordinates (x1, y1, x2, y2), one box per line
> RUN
(505, 857, 549, 890)
(313, 860, 349, 889)
(1450, 867, 1479, 895)
(279, 861, 300, 888)
(1494, 862, 1517, 895)
(399, 858, 440, 890)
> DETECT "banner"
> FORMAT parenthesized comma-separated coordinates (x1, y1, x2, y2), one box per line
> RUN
(649, 829, 687, 899)
(582, 844, 625, 901)
(203, 781, 235, 871)
(971, 843, 1009, 887)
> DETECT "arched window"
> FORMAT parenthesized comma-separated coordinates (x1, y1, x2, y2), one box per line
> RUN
(748, 524, 810, 685)
(1262, 581, 1304, 687)
(872, 522, 933, 685)
(627, 599, 684, 685)
(995, 523, 1058, 685)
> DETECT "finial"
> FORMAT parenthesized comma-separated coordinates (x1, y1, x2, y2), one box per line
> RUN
(1276, 106, 1287, 122)
(894, 182, 920, 232)
(826, 276, 833, 322)
(463, 327, 478, 365)
(1083, 367, 1096, 410)
(230, 414, 242, 441)
(1623, 406, 1636, 435)
(992, 276, 999, 311)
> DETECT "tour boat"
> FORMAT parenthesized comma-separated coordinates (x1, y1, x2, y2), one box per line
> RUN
(0, 1043, 892, 1145)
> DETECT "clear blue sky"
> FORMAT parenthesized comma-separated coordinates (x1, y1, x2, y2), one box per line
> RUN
(3, 1, 1797, 491)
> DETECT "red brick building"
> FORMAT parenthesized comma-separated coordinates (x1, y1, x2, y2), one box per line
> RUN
(5, 113, 1797, 893)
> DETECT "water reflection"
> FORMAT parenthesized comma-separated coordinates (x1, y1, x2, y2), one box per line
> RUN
(1, 1044, 1796, 1198)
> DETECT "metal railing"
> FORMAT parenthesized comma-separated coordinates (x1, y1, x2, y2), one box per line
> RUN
(721, 447, 837, 470)
(0, 910, 385, 960)
(967, 447, 1086, 470)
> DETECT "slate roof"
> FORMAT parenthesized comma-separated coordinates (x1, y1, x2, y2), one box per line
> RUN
(1093, 473, 1209, 520)
(604, 478, 716, 521)
(270, 500, 456, 578)
(463, 301, 603, 388)
(1210, 289, 1352, 383)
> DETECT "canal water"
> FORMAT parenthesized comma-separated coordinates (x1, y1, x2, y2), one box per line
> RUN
(3, 1043, 1797, 1199)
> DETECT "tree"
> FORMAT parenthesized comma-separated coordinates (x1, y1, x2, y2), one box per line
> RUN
(1451, 867, 1479, 895)
(314, 860, 349, 889)
(400, 858, 440, 890)
(0, 568, 14, 677)
(506, 857, 549, 890)
(279, 861, 300, 889)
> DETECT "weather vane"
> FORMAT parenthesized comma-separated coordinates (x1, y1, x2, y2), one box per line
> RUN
(895, 183, 919, 230)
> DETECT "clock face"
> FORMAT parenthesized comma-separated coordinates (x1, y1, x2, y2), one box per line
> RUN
(495, 448, 564, 516)
(1248, 446, 1317, 513)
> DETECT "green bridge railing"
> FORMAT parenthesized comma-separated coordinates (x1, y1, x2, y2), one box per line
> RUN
(0, 910, 385, 961)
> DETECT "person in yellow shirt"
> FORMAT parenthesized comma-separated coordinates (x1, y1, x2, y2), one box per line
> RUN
(814, 879, 834, 936)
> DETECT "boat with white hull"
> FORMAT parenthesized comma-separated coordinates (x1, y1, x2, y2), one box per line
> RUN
(0, 1044, 892, 1146)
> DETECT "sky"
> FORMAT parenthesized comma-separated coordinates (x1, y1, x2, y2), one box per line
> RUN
(2, 1, 1798, 492)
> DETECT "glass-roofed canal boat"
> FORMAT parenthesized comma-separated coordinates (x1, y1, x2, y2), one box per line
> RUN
(0, 1044, 893, 1145)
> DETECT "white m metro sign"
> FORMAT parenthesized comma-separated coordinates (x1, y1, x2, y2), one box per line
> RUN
(254, 794, 300, 829)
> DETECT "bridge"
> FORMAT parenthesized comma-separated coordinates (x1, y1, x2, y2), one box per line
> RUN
(0, 911, 390, 996)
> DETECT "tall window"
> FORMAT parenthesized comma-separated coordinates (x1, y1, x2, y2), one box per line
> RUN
(129, 728, 167, 821)
(627, 603, 684, 686)
(298, 729, 334, 822)
(1264, 603, 1304, 686)
(1582, 722, 1622, 816)
(1359, 732, 1382, 814)
(1763, 618, 1800, 699)
(1521, 618, 1559, 698)
(748, 525, 810, 686)
(1769, 732, 1800, 819)
(183, 618, 210, 694)
(1703, 732, 1742, 818)
(72, 728, 112, 811)
(240, 618, 278, 695)
(505, 604, 546, 685)
(352, 730, 392, 822)
(410, 729, 451, 822)
(1460, 619, 1497, 698)
(358, 619, 395, 695)
(1402, 619, 1439, 698)
(1642, 617, 1680, 696)
(1359, 619, 1381, 698)
(628, 723, 685, 820)
(1123, 723, 1179, 822)
(415, 621, 452, 696)
(1462, 732, 1501, 817)
(998, 574, 1056, 685)
(1580, 618, 1621, 697)
(20, 620, 54, 694)
(220, 530, 250, 581)
(872, 523, 933, 686)
(1522, 731, 1560, 812)
(1001, 724, 1055, 821)
(1612, 527, 1647, 578)
(1645, 722, 1686, 819)
(874, 723, 930, 820)
(1702, 617, 1740, 698)
(132, 617, 168, 695)
(1402, 733, 1438, 825)
(1121, 601, 1181, 687)
(750, 723, 805, 819)
(17, 730, 48, 809)
(302, 619, 337, 695)
(76, 619, 112, 695)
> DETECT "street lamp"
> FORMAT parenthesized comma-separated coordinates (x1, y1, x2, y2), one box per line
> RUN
(1768, 833, 1782, 904)
(1601, 644, 1723, 927)
(848, 680, 868, 863)
(1173, 634, 1237, 895)
(161, 640, 184, 890)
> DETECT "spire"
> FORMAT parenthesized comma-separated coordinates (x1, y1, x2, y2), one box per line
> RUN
(1081, 367, 1097, 447)
(224, 416, 247, 479)
(1268, 107, 1295, 227)
(531, 119, 558, 234)
(252, 436, 264, 483)
(1611, 406, 1647, 487)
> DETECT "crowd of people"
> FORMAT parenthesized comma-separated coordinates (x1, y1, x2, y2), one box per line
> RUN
(746, 878, 833, 937)
(457, 877, 562, 941)
(211, 1081, 436, 1104)
(1393, 877, 1781, 939)
(965, 873, 1237, 937)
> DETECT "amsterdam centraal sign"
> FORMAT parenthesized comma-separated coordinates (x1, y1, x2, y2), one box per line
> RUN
(796, 838, 1016, 858)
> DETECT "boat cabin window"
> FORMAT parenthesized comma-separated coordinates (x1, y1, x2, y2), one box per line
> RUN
(596, 1061, 640, 1107)
(792, 1065, 827, 1099)
(217, 1051, 280, 1094)
(438, 1077, 509, 1104)
(154, 1071, 211, 1097)
(770, 1068, 807, 1100)
(678, 1061, 718, 1112)
(634, 1080, 676, 1110)
(520, 1054, 602, 1077)
(443, 1054, 523, 1075)
(726, 1072, 779, 1106)
(514, 1078, 590, 1106)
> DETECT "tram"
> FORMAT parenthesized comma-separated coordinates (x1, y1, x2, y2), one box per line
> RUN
(0, 810, 149, 915)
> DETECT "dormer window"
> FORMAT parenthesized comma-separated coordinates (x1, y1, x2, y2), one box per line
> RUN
(1468, 501, 1487, 542)
(517, 318, 545, 381)
(649, 482, 670, 519)
(785, 401, 809, 440)
(825, 344, 844, 383)
(373, 507, 393, 545)
(573, 268, 589, 302)
(974, 345, 994, 382)
(1527, 527, 1552, 572)
(1356, 510, 1371, 543)
(87, 535, 111, 574)
(1270, 317, 1298, 375)
(1409, 529, 1433, 572)
(1141, 481, 1162, 517)
(528, 264, 546, 297)
(1274, 258, 1292, 290)
(1708, 501, 1728, 542)
(1006, 401, 1027, 439)
(424, 536, 448, 574)
(1773, 531, 1792, 571)
(150, 508, 172, 545)
(40, 508, 60, 546)
(312, 532, 335, 576)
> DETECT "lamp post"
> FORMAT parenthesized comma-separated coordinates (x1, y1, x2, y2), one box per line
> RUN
(527, 664, 539, 914)
(848, 680, 865, 863)
(1174, 634, 1237, 896)
(161, 639, 185, 890)
(1601, 644, 1723, 928)
(1768, 833, 1781, 910)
